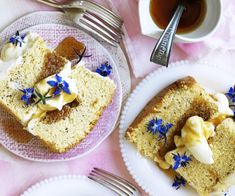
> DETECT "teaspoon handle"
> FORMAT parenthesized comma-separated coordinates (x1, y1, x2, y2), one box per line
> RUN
(150, 4, 186, 67)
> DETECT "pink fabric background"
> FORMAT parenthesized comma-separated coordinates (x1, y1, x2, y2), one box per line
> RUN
(0, 0, 234, 195)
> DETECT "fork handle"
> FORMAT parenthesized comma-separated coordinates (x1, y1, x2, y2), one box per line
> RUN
(36, 0, 63, 8)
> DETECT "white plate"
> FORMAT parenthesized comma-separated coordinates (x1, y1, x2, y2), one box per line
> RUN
(119, 61, 235, 196)
(21, 175, 116, 196)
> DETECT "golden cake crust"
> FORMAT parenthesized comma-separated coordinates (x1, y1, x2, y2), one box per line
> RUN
(126, 76, 197, 135)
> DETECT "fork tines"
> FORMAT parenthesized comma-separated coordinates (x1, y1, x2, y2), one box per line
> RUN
(80, 11, 122, 45)
(82, 0, 123, 28)
(36, 0, 123, 46)
(88, 168, 139, 196)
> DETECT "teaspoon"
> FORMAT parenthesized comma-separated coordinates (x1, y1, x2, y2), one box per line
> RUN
(150, 2, 186, 67)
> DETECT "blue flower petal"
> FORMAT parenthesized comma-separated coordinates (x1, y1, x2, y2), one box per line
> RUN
(53, 88, 62, 97)
(96, 62, 112, 77)
(20, 87, 35, 105)
(167, 123, 173, 129)
(157, 119, 163, 125)
(172, 176, 186, 190)
(9, 31, 26, 47)
(62, 86, 71, 95)
(173, 162, 180, 170)
(63, 80, 69, 88)
(9, 37, 15, 43)
(146, 118, 173, 144)
(47, 80, 58, 87)
(21, 94, 28, 101)
(25, 99, 30, 105)
(228, 87, 234, 94)
(55, 74, 63, 83)
(29, 88, 34, 93)
(172, 153, 191, 170)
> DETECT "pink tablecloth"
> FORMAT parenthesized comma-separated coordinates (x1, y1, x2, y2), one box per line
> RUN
(0, 0, 235, 196)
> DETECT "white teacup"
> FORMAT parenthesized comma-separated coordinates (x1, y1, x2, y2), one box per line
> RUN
(139, 0, 222, 43)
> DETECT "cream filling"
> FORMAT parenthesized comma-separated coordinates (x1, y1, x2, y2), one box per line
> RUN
(181, 116, 215, 164)
(35, 61, 78, 112)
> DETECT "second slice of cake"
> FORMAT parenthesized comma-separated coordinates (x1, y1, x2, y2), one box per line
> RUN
(125, 76, 219, 169)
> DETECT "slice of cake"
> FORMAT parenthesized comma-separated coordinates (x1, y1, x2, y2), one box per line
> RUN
(0, 32, 116, 153)
(125, 76, 219, 169)
(166, 118, 235, 196)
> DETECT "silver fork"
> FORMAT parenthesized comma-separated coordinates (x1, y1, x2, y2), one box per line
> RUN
(36, 0, 123, 46)
(88, 168, 141, 196)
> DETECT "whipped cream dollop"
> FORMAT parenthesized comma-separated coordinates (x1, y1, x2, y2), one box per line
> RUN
(214, 93, 234, 116)
(165, 116, 215, 165)
(35, 62, 78, 112)
(1, 32, 39, 61)
(181, 116, 215, 164)
(0, 32, 39, 78)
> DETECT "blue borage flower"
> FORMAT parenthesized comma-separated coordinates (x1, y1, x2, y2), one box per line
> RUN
(47, 74, 71, 97)
(146, 118, 173, 143)
(9, 31, 26, 47)
(20, 87, 52, 106)
(226, 86, 235, 117)
(96, 62, 112, 77)
(20, 88, 35, 105)
(226, 87, 235, 102)
(172, 175, 186, 190)
(172, 153, 192, 170)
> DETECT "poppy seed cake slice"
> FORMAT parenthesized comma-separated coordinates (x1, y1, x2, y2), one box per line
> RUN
(27, 65, 115, 153)
(0, 34, 51, 125)
(0, 33, 116, 153)
(125, 76, 219, 169)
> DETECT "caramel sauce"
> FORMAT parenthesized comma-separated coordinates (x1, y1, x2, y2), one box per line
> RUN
(0, 109, 33, 143)
(4, 125, 33, 143)
(209, 115, 227, 127)
(55, 37, 86, 61)
(42, 105, 72, 124)
(38, 52, 67, 81)
(41, 100, 80, 124)
(150, 0, 206, 33)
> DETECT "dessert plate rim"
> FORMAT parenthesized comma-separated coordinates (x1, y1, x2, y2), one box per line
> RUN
(21, 174, 115, 196)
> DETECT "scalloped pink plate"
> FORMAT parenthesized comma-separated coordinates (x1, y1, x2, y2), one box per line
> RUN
(0, 23, 122, 162)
